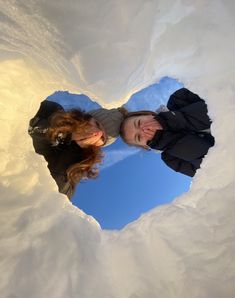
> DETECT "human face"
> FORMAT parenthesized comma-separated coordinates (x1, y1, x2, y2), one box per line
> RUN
(72, 118, 105, 147)
(89, 118, 106, 146)
(123, 115, 162, 147)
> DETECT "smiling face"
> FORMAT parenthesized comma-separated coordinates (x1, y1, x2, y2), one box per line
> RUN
(122, 115, 157, 147)
(89, 118, 106, 146)
(71, 117, 106, 147)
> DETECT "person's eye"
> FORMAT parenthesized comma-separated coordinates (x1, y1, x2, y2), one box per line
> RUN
(138, 134, 141, 142)
(138, 119, 140, 127)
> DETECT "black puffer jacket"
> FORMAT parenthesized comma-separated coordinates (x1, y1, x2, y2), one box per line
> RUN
(148, 88, 215, 177)
(28, 100, 85, 199)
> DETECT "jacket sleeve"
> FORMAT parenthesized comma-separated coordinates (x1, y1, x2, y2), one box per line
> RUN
(160, 133, 214, 176)
(167, 88, 205, 111)
(156, 100, 212, 132)
(161, 151, 201, 177)
(167, 134, 213, 161)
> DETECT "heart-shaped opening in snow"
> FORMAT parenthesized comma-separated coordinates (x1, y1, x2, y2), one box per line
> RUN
(69, 77, 192, 229)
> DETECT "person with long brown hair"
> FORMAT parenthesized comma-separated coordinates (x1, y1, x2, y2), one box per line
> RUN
(29, 100, 125, 199)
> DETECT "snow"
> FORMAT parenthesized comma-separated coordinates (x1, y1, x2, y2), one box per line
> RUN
(0, 0, 235, 297)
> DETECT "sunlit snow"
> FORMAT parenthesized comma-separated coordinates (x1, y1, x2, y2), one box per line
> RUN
(0, 1, 235, 297)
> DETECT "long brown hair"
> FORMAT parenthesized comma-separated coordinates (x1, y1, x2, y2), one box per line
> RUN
(47, 109, 103, 194)
(120, 110, 156, 148)
(47, 109, 95, 143)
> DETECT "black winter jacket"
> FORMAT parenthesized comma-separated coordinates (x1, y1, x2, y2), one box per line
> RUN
(28, 100, 85, 199)
(148, 88, 215, 177)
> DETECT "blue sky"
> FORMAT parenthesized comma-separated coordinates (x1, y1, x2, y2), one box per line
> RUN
(73, 140, 191, 230)
(69, 77, 192, 230)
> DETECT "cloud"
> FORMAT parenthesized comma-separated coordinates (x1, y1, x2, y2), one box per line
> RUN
(100, 147, 140, 170)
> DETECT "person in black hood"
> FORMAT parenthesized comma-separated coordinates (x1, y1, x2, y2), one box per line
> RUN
(120, 88, 215, 177)
(28, 100, 125, 199)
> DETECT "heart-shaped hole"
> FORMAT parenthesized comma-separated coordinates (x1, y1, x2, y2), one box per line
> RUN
(67, 77, 192, 229)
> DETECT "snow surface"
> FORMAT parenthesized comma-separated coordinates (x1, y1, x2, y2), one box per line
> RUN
(0, 0, 235, 297)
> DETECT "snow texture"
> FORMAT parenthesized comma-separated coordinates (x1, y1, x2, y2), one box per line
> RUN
(0, 0, 235, 297)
